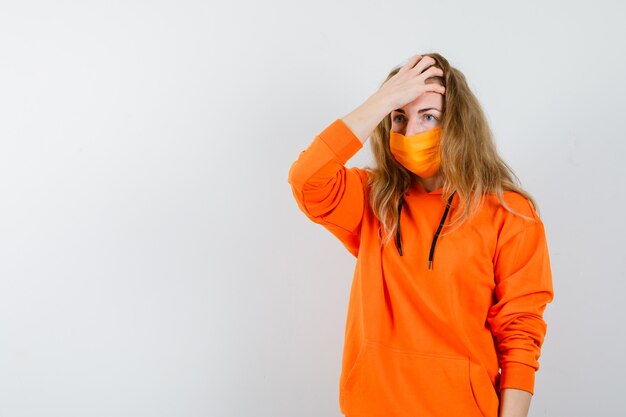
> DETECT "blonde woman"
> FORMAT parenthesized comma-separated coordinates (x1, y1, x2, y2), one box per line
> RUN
(288, 53, 554, 417)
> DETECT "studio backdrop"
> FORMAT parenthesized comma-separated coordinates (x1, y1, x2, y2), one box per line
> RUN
(0, 1, 625, 416)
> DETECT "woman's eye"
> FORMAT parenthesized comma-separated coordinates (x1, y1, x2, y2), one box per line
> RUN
(393, 114, 438, 123)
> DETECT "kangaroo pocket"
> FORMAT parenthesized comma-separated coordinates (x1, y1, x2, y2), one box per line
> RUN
(340, 340, 498, 417)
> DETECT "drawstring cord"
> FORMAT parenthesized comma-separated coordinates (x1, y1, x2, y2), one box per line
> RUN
(395, 197, 404, 256)
(395, 191, 456, 270)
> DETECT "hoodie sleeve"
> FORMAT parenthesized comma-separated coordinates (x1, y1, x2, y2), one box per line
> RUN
(287, 118, 366, 257)
(487, 198, 555, 395)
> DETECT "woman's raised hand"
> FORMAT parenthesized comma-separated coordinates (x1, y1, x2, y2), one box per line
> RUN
(375, 55, 445, 111)
(341, 55, 445, 144)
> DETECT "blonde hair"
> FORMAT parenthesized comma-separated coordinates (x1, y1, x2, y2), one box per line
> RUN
(364, 52, 539, 247)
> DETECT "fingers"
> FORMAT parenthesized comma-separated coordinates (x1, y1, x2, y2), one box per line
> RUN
(411, 55, 438, 75)
(425, 82, 446, 95)
(420, 65, 444, 79)
(399, 54, 422, 72)
(396, 54, 446, 96)
(411, 57, 445, 94)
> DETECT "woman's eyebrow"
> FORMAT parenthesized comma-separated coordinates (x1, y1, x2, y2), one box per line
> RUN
(393, 108, 442, 114)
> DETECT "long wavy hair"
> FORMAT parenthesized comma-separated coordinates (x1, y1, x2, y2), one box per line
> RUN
(364, 52, 539, 247)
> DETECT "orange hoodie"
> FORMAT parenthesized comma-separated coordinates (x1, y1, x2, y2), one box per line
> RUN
(288, 118, 554, 417)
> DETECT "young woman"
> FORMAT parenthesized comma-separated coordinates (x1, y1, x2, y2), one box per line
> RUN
(287, 53, 554, 417)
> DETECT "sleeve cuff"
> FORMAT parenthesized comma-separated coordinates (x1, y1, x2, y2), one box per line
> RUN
(500, 362, 536, 395)
(317, 118, 363, 164)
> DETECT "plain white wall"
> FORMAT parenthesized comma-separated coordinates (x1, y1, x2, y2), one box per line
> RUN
(0, 0, 625, 416)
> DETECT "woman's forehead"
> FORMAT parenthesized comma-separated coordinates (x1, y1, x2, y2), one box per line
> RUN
(397, 93, 443, 112)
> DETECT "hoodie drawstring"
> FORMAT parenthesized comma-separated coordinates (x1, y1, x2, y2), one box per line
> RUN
(395, 191, 456, 270)
(395, 197, 404, 256)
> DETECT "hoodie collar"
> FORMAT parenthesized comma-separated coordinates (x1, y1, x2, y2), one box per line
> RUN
(407, 179, 443, 195)
(395, 185, 456, 270)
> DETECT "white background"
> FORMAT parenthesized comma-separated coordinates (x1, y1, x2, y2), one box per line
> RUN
(1, 1, 625, 416)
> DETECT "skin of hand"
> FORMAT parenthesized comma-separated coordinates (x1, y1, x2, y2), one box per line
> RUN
(341, 54, 445, 146)
(499, 388, 532, 417)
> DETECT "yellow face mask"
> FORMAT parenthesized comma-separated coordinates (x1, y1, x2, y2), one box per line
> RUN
(389, 126, 442, 178)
